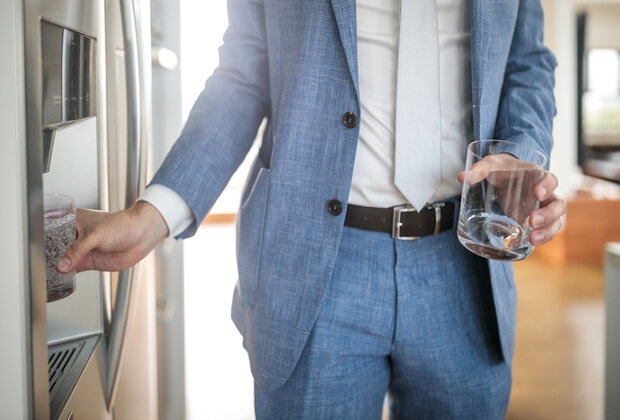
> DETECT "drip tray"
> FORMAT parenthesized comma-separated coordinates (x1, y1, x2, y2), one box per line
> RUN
(48, 334, 100, 420)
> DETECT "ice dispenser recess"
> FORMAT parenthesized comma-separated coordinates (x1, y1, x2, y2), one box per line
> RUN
(41, 21, 97, 173)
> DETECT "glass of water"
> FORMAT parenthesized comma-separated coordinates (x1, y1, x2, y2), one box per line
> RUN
(44, 194, 77, 302)
(457, 140, 547, 261)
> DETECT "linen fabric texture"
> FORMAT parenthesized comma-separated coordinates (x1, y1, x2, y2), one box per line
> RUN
(150, 0, 557, 393)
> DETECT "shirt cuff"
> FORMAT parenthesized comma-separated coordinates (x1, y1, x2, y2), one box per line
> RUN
(138, 184, 194, 238)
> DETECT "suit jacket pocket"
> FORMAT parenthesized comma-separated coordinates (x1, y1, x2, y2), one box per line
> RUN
(235, 166, 270, 306)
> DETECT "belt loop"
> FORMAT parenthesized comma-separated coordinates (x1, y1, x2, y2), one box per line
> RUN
(433, 203, 444, 236)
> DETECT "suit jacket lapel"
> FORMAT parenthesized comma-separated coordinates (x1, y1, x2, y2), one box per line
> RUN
(330, 0, 359, 97)
(329, 0, 517, 137)
(470, 0, 489, 141)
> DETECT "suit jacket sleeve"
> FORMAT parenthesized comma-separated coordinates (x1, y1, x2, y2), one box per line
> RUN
(150, 0, 270, 238)
(494, 0, 557, 163)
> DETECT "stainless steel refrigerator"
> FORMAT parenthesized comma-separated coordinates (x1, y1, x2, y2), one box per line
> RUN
(0, 0, 185, 418)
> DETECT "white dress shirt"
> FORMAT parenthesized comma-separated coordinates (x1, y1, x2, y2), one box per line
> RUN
(349, 0, 472, 207)
(142, 0, 473, 236)
(139, 183, 193, 236)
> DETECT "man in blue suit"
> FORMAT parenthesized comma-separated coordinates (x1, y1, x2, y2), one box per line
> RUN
(60, 0, 566, 418)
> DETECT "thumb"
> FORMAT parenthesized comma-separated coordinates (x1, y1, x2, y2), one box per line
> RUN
(56, 255, 73, 273)
(460, 167, 488, 185)
(56, 231, 99, 273)
(56, 241, 83, 273)
(56, 207, 108, 273)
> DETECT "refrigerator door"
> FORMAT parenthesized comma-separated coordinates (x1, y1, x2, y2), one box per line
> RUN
(105, 0, 159, 418)
(24, 1, 108, 418)
(151, 0, 187, 418)
(23, 0, 157, 418)
(0, 0, 35, 418)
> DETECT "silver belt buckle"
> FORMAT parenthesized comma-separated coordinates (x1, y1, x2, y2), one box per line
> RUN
(391, 203, 444, 240)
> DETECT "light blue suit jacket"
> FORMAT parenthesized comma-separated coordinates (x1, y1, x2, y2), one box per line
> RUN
(151, 0, 556, 390)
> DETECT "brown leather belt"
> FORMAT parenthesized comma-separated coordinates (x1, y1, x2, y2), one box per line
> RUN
(344, 202, 455, 240)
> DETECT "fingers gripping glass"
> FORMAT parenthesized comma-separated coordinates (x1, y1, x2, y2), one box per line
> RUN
(457, 140, 547, 261)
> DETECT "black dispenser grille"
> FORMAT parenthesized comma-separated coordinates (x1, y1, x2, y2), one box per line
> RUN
(47, 335, 100, 420)
(48, 340, 84, 398)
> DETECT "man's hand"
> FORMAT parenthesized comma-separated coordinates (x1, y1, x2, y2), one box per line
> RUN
(527, 171, 566, 246)
(457, 160, 566, 247)
(56, 201, 169, 273)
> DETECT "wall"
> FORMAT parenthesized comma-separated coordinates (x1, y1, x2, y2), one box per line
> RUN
(542, 0, 620, 197)
(581, 3, 620, 49)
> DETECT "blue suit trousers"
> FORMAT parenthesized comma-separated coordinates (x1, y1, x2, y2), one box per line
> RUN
(254, 199, 512, 419)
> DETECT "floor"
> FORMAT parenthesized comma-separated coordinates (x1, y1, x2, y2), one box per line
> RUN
(184, 223, 606, 420)
(507, 257, 605, 420)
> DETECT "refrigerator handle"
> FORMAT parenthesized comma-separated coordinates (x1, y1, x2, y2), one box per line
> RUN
(106, 0, 144, 410)
(106, 268, 138, 409)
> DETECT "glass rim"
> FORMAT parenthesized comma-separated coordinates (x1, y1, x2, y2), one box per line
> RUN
(43, 193, 76, 211)
(467, 139, 547, 167)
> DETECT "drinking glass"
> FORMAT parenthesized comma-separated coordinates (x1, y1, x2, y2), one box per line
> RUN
(457, 140, 547, 261)
(44, 194, 77, 302)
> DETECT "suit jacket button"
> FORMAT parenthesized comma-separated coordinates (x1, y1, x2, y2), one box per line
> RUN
(327, 199, 343, 216)
(342, 112, 358, 129)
